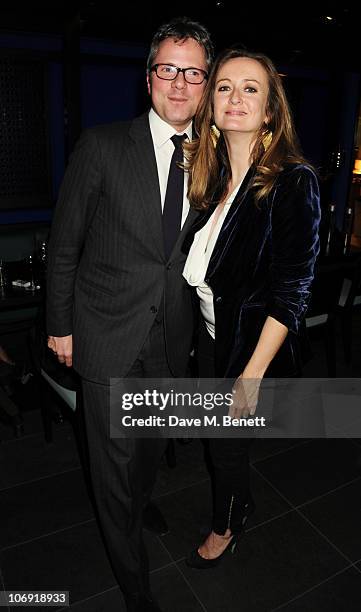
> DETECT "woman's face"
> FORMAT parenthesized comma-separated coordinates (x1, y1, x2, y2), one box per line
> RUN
(213, 57, 269, 138)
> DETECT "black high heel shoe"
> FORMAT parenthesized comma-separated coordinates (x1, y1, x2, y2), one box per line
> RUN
(186, 497, 255, 570)
(186, 533, 240, 569)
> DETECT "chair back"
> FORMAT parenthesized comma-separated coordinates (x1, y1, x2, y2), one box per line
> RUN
(308, 259, 346, 320)
(338, 255, 361, 310)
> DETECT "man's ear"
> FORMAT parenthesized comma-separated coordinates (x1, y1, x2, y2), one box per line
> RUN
(146, 73, 151, 95)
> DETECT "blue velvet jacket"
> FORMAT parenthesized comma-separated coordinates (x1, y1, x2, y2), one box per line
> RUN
(183, 163, 321, 378)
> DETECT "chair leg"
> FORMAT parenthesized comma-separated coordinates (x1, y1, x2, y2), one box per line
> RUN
(341, 313, 353, 364)
(39, 380, 54, 443)
(0, 385, 24, 438)
(72, 391, 96, 504)
(325, 319, 336, 377)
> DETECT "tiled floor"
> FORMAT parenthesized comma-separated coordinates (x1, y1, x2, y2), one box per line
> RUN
(1, 317, 361, 611)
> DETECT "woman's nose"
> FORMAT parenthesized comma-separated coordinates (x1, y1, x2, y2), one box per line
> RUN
(229, 92, 241, 105)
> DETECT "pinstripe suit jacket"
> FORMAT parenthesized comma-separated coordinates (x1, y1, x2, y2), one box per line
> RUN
(46, 113, 198, 383)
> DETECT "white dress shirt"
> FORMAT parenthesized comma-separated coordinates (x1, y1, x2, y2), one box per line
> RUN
(148, 108, 192, 228)
(183, 182, 242, 339)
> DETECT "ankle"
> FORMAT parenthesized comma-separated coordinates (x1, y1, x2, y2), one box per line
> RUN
(212, 529, 232, 540)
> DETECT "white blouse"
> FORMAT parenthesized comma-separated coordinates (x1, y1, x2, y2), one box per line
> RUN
(183, 182, 242, 339)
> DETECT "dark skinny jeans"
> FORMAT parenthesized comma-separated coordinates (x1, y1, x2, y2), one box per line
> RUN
(198, 321, 252, 535)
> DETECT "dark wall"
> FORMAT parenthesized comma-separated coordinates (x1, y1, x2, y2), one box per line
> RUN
(0, 31, 359, 228)
(0, 33, 148, 224)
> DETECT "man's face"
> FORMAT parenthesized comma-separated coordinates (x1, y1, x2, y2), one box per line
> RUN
(147, 37, 208, 132)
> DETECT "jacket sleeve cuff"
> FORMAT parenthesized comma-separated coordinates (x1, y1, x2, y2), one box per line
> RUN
(266, 299, 307, 334)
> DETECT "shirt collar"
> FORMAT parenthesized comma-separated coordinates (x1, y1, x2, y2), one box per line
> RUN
(149, 108, 192, 148)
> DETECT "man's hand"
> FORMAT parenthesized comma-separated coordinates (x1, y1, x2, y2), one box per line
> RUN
(47, 335, 73, 367)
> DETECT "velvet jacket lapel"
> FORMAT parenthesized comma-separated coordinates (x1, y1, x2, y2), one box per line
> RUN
(182, 165, 258, 280)
(206, 166, 257, 282)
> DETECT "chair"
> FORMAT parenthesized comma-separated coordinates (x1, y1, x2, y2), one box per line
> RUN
(28, 324, 96, 502)
(29, 321, 178, 471)
(0, 365, 24, 438)
(0, 224, 49, 360)
(337, 255, 361, 362)
(28, 320, 81, 440)
(306, 258, 346, 376)
(39, 367, 78, 441)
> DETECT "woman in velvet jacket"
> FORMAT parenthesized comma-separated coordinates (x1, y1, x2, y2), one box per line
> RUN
(182, 48, 321, 568)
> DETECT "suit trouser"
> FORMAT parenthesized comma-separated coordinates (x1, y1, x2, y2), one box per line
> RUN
(81, 319, 171, 597)
(198, 320, 252, 535)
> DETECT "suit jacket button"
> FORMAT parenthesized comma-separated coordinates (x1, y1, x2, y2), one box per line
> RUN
(150, 305, 157, 314)
(166, 263, 172, 270)
(215, 296, 222, 303)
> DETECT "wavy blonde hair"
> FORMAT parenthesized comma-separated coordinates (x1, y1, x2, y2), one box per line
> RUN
(185, 47, 308, 210)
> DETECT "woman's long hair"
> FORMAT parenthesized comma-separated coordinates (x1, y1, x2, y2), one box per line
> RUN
(185, 47, 308, 210)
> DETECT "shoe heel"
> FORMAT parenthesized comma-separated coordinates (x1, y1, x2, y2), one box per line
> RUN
(230, 535, 239, 554)
(242, 513, 250, 527)
(241, 499, 255, 528)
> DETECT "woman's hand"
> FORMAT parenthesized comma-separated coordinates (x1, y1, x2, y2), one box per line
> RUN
(229, 373, 262, 418)
(228, 316, 288, 418)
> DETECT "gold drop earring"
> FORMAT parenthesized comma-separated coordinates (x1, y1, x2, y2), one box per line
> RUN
(210, 124, 220, 148)
(262, 125, 273, 151)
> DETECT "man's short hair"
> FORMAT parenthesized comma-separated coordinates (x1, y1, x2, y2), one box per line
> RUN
(147, 16, 214, 73)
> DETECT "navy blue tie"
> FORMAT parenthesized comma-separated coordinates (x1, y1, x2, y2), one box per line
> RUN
(163, 134, 186, 260)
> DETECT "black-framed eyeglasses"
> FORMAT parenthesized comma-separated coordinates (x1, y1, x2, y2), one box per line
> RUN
(150, 64, 208, 84)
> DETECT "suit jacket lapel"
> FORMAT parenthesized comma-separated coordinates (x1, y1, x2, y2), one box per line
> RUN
(170, 206, 199, 261)
(127, 114, 202, 262)
(127, 114, 164, 259)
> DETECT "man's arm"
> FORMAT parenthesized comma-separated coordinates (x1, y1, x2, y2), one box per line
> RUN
(46, 129, 102, 365)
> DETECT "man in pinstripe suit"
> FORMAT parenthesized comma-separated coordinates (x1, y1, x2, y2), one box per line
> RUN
(46, 17, 213, 612)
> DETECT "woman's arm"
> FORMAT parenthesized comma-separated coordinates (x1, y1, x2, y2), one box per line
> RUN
(231, 165, 321, 417)
(242, 315, 288, 379)
(230, 316, 288, 417)
(266, 165, 321, 333)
